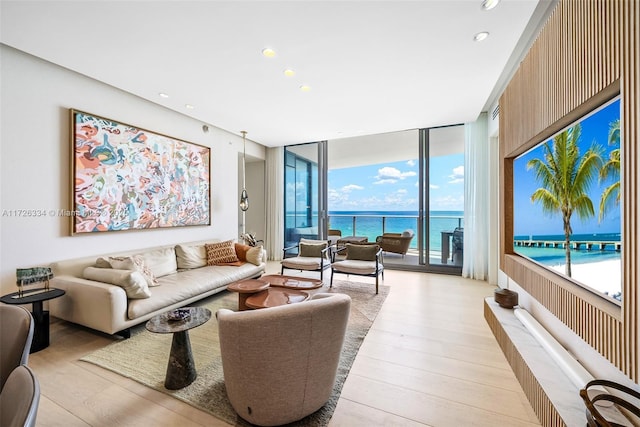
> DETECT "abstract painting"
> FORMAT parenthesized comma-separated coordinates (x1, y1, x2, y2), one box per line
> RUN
(71, 110, 210, 234)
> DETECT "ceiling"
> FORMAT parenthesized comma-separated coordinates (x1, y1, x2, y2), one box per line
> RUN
(1, 0, 554, 147)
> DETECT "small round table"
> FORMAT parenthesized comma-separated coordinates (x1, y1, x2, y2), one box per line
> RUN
(245, 288, 310, 309)
(0, 288, 66, 353)
(227, 279, 270, 311)
(145, 307, 211, 390)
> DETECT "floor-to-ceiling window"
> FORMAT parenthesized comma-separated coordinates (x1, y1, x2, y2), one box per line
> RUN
(285, 128, 465, 274)
(283, 143, 327, 249)
(424, 125, 465, 274)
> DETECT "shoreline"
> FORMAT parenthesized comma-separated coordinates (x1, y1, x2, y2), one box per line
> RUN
(549, 259, 621, 296)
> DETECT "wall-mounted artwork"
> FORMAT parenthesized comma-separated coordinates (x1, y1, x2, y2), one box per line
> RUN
(71, 110, 210, 234)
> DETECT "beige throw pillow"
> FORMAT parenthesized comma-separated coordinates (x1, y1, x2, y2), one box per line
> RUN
(139, 247, 177, 277)
(175, 244, 207, 269)
(109, 255, 159, 287)
(83, 267, 151, 299)
(246, 246, 264, 266)
(205, 240, 240, 265)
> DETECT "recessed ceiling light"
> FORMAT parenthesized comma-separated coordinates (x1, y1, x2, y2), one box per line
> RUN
(185, 104, 194, 110)
(283, 69, 295, 77)
(159, 92, 169, 98)
(474, 31, 490, 42)
(299, 85, 311, 92)
(262, 48, 276, 58)
(481, 0, 500, 10)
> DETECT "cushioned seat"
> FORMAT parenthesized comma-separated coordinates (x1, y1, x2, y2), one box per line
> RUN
(331, 243, 384, 294)
(217, 293, 351, 426)
(0, 305, 34, 392)
(0, 365, 40, 427)
(281, 238, 331, 280)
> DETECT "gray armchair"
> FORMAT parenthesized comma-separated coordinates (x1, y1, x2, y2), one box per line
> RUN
(0, 365, 40, 427)
(216, 293, 351, 426)
(0, 305, 34, 392)
(280, 238, 332, 280)
(331, 243, 384, 294)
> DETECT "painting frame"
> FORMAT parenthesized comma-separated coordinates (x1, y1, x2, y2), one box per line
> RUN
(70, 109, 211, 235)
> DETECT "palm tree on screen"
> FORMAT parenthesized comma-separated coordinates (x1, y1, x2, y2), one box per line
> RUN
(526, 124, 603, 277)
(599, 119, 620, 222)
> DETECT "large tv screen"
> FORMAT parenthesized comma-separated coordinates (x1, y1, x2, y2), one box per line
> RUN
(513, 97, 621, 301)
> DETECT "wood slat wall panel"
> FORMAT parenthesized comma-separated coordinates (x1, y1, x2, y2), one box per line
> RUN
(499, 0, 638, 381)
(484, 303, 566, 427)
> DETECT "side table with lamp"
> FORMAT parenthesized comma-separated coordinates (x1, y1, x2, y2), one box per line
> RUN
(0, 267, 65, 353)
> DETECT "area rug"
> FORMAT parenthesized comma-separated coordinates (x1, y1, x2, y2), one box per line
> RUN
(81, 280, 389, 426)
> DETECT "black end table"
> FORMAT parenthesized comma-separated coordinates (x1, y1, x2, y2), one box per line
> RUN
(145, 307, 211, 390)
(0, 288, 66, 353)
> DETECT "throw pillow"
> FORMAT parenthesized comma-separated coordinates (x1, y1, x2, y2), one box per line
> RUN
(175, 244, 207, 269)
(346, 243, 379, 261)
(299, 242, 326, 258)
(139, 247, 177, 277)
(234, 243, 252, 262)
(83, 267, 151, 299)
(246, 245, 264, 266)
(95, 257, 112, 268)
(205, 240, 240, 265)
(108, 255, 159, 287)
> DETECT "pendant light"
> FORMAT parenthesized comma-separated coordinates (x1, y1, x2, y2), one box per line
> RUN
(239, 131, 249, 212)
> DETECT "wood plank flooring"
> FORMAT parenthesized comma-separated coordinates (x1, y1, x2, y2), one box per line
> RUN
(27, 263, 540, 426)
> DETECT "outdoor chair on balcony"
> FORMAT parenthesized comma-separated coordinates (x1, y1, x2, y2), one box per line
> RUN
(375, 229, 414, 257)
(331, 243, 384, 294)
(452, 227, 464, 265)
(328, 229, 342, 246)
(281, 238, 332, 280)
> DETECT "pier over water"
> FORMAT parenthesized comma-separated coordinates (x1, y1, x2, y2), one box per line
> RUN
(513, 239, 621, 252)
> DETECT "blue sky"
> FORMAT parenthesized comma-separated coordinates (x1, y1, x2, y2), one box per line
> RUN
(513, 98, 621, 237)
(328, 154, 464, 212)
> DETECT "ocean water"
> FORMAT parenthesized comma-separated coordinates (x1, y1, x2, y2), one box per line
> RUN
(328, 210, 464, 251)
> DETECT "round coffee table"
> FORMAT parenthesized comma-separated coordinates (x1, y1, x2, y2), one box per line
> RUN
(145, 307, 211, 390)
(245, 288, 309, 309)
(227, 279, 270, 311)
(260, 274, 323, 290)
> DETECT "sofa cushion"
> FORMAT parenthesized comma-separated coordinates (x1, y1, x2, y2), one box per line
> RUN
(175, 244, 207, 269)
(346, 243, 378, 261)
(246, 246, 264, 266)
(95, 257, 112, 268)
(139, 247, 178, 277)
(205, 240, 241, 265)
(109, 255, 160, 287)
(234, 243, 252, 262)
(83, 267, 151, 299)
(299, 242, 326, 258)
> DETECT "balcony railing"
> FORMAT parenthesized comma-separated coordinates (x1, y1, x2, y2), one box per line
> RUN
(328, 213, 463, 251)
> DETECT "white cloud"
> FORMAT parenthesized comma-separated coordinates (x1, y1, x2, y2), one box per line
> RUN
(342, 184, 364, 192)
(375, 167, 416, 184)
(407, 159, 416, 167)
(448, 165, 464, 184)
(430, 184, 439, 189)
(397, 189, 407, 194)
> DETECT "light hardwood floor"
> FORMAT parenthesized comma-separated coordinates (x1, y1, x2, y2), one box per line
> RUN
(28, 263, 540, 426)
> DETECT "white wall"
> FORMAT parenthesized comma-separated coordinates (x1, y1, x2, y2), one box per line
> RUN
(0, 46, 264, 295)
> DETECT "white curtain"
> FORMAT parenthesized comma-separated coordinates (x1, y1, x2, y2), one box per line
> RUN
(265, 146, 284, 261)
(462, 113, 489, 280)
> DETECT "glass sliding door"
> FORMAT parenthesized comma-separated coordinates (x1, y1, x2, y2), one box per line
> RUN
(284, 142, 327, 250)
(424, 125, 465, 274)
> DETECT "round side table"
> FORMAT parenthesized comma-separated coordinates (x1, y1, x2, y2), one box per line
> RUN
(145, 307, 211, 390)
(0, 288, 66, 353)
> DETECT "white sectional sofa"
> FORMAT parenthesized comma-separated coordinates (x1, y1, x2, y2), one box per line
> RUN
(48, 240, 266, 337)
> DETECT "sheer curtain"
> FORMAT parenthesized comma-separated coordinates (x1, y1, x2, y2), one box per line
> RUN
(462, 113, 489, 280)
(265, 146, 284, 261)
